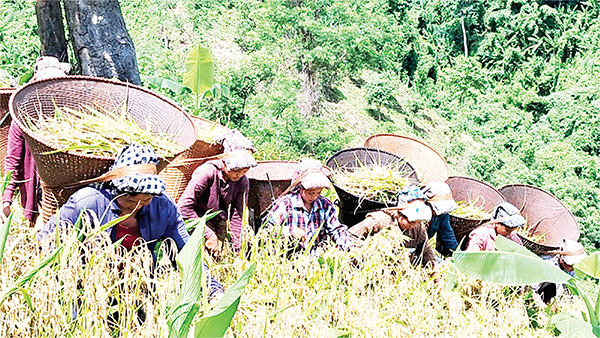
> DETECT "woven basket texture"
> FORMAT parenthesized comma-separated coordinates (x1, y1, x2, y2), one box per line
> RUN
(159, 116, 226, 202)
(9, 76, 196, 221)
(446, 176, 505, 245)
(246, 160, 298, 217)
(518, 234, 559, 254)
(500, 184, 579, 248)
(364, 134, 449, 184)
(325, 147, 420, 218)
(0, 88, 14, 174)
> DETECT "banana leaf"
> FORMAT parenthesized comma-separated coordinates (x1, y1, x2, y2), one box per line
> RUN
(193, 262, 257, 338)
(452, 236, 571, 285)
(168, 215, 207, 338)
(551, 313, 598, 337)
(141, 75, 189, 95)
(183, 45, 214, 98)
(575, 252, 600, 279)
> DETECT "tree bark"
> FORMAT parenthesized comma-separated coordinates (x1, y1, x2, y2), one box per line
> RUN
(35, 0, 68, 62)
(62, 0, 140, 84)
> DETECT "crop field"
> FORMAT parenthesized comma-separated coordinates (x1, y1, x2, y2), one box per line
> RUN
(0, 205, 580, 337)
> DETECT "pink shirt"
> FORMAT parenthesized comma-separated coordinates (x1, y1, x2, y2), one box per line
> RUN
(466, 224, 523, 251)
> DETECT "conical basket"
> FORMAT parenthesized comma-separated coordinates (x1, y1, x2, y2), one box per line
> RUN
(326, 147, 420, 226)
(446, 176, 505, 247)
(9, 76, 196, 221)
(159, 116, 227, 202)
(500, 184, 579, 251)
(364, 134, 449, 184)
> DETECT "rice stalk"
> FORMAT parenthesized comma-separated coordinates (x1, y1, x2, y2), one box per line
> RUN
(22, 100, 184, 157)
(451, 196, 492, 220)
(333, 164, 412, 206)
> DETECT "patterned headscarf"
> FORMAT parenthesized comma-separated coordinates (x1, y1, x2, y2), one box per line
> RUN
(109, 144, 165, 195)
(216, 130, 257, 171)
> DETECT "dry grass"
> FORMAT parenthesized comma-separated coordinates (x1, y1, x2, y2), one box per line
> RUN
(0, 208, 580, 337)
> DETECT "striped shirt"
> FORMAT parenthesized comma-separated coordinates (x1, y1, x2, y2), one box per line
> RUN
(265, 191, 352, 252)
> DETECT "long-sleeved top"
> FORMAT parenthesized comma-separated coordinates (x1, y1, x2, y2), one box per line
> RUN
(349, 210, 436, 266)
(177, 160, 248, 251)
(37, 185, 223, 297)
(38, 186, 189, 252)
(265, 190, 352, 252)
(2, 121, 40, 222)
(466, 224, 523, 251)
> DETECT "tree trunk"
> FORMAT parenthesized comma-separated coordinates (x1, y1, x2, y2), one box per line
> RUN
(297, 63, 320, 117)
(35, 0, 68, 62)
(62, 0, 140, 84)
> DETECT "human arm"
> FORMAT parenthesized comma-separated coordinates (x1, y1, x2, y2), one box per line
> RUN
(321, 198, 353, 251)
(161, 196, 190, 251)
(2, 121, 26, 212)
(228, 177, 249, 250)
(177, 164, 217, 240)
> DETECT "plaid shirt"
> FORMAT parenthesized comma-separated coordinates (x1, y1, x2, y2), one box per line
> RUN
(266, 191, 352, 251)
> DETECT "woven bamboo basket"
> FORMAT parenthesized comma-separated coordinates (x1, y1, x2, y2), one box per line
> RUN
(9, 76, 196, 221)
(0, 88, 15, 174)
(364, 133, 449, 184)
(500, 184, 578, 253)
(246, 160, 298, 223)
(158, 116, 227, 202)
(326, 147, 420, 226)
(446, 176, 506, 247)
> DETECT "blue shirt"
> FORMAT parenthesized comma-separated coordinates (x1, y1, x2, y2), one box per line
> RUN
(38, 186, 189, 252)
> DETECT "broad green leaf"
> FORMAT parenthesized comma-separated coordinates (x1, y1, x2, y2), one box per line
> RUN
(0, 212, 13, 264)
(0, 171, 12, 195)
(18, 71, 33, 85)
(168, 216, 207, 338)
(575, 252, 600, 279)
(453, 250, 572, 285)
(194, 262, 257, 338)
(495, 235, 540, 259)
(183, 45, 214, 97)
(141, 75, 189, 95)
(551, 313, 599, 337)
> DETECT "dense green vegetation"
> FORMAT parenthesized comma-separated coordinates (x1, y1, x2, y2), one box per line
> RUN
(3, 0, 600, 249)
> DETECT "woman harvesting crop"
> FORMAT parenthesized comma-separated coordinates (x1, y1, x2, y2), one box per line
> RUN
(177, 130, 256, 255)
(37, 144, 224, 300)
(264, 158, 354, 253)
(466, 202, 525, 251)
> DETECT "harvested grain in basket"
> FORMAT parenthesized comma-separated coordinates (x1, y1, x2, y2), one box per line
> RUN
(333, 164, 411, 205)
(23, 100, 184, 157)
(451, 196, 491, 220)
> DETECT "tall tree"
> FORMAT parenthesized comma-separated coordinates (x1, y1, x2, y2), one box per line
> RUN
(35, 0, 68, 63)
(35, 0, 141, 84)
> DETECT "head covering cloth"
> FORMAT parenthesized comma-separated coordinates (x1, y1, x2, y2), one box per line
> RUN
(216, 130, 257, 171)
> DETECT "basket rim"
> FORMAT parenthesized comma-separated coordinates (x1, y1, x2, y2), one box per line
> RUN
(364, 133, 449, 173)
(0, 87, 16, 94)
(9, 75, 196, 161)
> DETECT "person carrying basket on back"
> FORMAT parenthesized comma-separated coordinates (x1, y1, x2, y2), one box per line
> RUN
(263, 158, 355, 254)
(177, 130, 256, 256)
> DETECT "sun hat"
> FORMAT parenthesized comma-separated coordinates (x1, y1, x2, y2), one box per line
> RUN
(492, 202, 526, 228)
(559, 239, 588, 266)
(421, 181, 458, 215)
(109, 144, 165, 195)
(216, 130, 257, 171)
(399, 200, 432, 222)
(292, 158, 331, 190)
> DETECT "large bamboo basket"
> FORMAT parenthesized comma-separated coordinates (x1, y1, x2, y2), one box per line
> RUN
(159, 116, 227, 202)
(364, 134, 449, 184)
(0, 88, 15, 174)
(9, 76, 196, 221)
(246, 160, 298, 225)
(326, 147, 420, 226)
(500, 184, 578, 253)
(446, 176, 506, 247)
